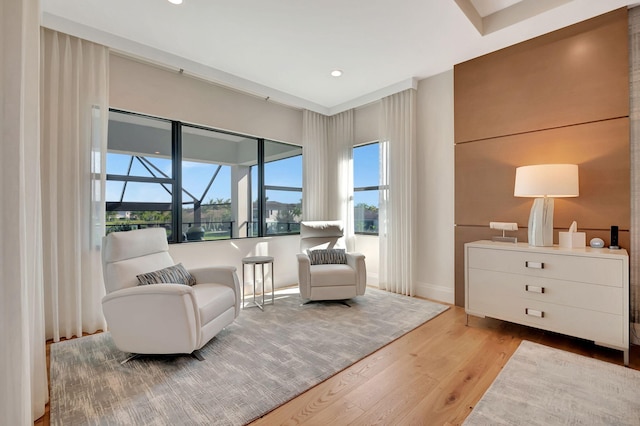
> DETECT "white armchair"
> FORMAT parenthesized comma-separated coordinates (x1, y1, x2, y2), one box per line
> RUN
(297, 221, 366, 302)
(101, 228, 240, 361)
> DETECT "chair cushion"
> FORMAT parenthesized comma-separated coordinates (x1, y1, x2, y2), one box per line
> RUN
(192, 284, 236, 325)
(136, 263, 196, 286)
(310, 264, 356, 287)
(309, 249, 347, 265)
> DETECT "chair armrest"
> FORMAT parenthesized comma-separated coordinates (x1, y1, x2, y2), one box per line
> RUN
(189, 266, 238, 287)
(297, 253, 311, 267)
(346, 252, 367, 296)
(296, 253, 311, 299)
(102, 283, 193, 303)
(189, 266, 241, 316)
(346, 252, 365, 264)
(102, 284, 199, 354)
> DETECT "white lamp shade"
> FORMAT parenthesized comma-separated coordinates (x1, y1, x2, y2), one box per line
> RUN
(514, 164, 579, 198)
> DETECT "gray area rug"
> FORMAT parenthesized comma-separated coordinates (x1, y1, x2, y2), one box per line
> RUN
(50, 287, 448, 425)
(464, 340, 640, 425)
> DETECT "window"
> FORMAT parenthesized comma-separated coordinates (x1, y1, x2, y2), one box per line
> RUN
(353, 142, 380, 235)
(106, 112, 174, 238)
(248, 141, 303, 236)
(263, 141, 302, 235)
(181, 125, 257, 241)
(106, 110, 302, 242)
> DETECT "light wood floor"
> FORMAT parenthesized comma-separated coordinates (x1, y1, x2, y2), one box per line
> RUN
(36, 304, 640, 426)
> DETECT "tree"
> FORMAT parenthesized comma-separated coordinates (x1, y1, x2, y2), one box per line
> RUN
(292, 199, 302, 218)
(355, 202, 378, 213)
(204, 197, 232, 230)
(106, 211, 118, 223)
(275, 208, 295, 224)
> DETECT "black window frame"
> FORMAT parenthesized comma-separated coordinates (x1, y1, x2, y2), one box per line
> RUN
(106, 108, 302, 243)
(261, 140, 303, 236)
(353, 141, 381, 236)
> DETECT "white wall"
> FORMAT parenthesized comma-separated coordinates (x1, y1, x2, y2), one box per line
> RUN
(415, 70, 455, 303)
(354, 234, 379, 286)
(109, 54, 302, 144)
(169, 235, 300, 293)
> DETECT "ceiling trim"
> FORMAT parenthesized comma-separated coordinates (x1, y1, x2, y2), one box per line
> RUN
(454, 0, 485, 33)
(455, 0, 573, 35)
(327, 78, 418, 116)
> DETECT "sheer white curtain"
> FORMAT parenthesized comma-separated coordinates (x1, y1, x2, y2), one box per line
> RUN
(1, 0, 48, 423)
(302, 109, 354, 243)
(379, 89, 417, 296)
(328, 110, 355, 249)
(302, 110, 329, 220)
(40, 29, 108, 341)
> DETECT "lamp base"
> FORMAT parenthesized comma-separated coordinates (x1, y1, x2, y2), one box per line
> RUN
(528, 197, 554, 247)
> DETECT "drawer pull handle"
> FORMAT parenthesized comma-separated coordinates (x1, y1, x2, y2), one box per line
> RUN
(525, 285, 545, 294)
(525, 261, 544, 269)
(525, 308, 544, 318)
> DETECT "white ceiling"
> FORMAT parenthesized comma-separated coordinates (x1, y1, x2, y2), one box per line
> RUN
(41, 0, 637, 115)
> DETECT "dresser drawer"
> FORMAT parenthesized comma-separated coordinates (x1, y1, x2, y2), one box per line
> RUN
(467, 246, 623, 287)
(467, 269, 623, 314)
(467, 283, 624, 347)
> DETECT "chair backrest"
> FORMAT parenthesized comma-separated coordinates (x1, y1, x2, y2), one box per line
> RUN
(102, 228, 175, 294)
(299, 221, 346, 253)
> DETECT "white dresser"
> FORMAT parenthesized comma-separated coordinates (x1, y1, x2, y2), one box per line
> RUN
(465, 240, 629, 365)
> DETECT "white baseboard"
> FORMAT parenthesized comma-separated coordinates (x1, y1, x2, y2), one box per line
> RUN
(368, 277, 453, 304)
(367, 273, 379, 286)
(415, 281, 454, 304)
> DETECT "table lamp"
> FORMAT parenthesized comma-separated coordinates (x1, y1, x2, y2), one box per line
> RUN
(514, 164, 579, 247)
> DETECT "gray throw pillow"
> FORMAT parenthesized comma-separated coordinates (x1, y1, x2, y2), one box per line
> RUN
(309, 249, 347, 265)
(136, 263, 196, 286)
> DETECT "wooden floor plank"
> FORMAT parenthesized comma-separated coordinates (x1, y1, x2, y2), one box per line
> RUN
(345, 370, 439, 426)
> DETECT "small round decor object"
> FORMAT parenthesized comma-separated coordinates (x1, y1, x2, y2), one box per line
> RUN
(590, 237, 605, 248)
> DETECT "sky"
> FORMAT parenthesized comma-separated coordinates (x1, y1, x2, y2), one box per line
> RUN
(353, 143, 379, 206)
(106, 142, 380, 208)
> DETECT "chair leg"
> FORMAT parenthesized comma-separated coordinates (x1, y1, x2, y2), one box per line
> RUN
(301, 300, 351, 307)
(120, 353, 142, 365)
(121, 351, 205, 363)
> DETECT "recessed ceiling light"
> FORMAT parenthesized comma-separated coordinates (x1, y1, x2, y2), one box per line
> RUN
(168, 0, 183, 4)
(331, 69, 343, 77)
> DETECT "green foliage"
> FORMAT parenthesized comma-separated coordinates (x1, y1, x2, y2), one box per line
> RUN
(355, 202, 378, 213)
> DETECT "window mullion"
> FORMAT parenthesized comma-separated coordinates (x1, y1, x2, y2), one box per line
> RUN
(258, 139, 265, 237)
(172, 121, 182, 243)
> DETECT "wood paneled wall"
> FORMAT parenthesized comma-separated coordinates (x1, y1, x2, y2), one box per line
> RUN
(454, 8, 630, 307)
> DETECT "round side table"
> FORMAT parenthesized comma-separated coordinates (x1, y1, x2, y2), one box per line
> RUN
(241, 256, 274, 310)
